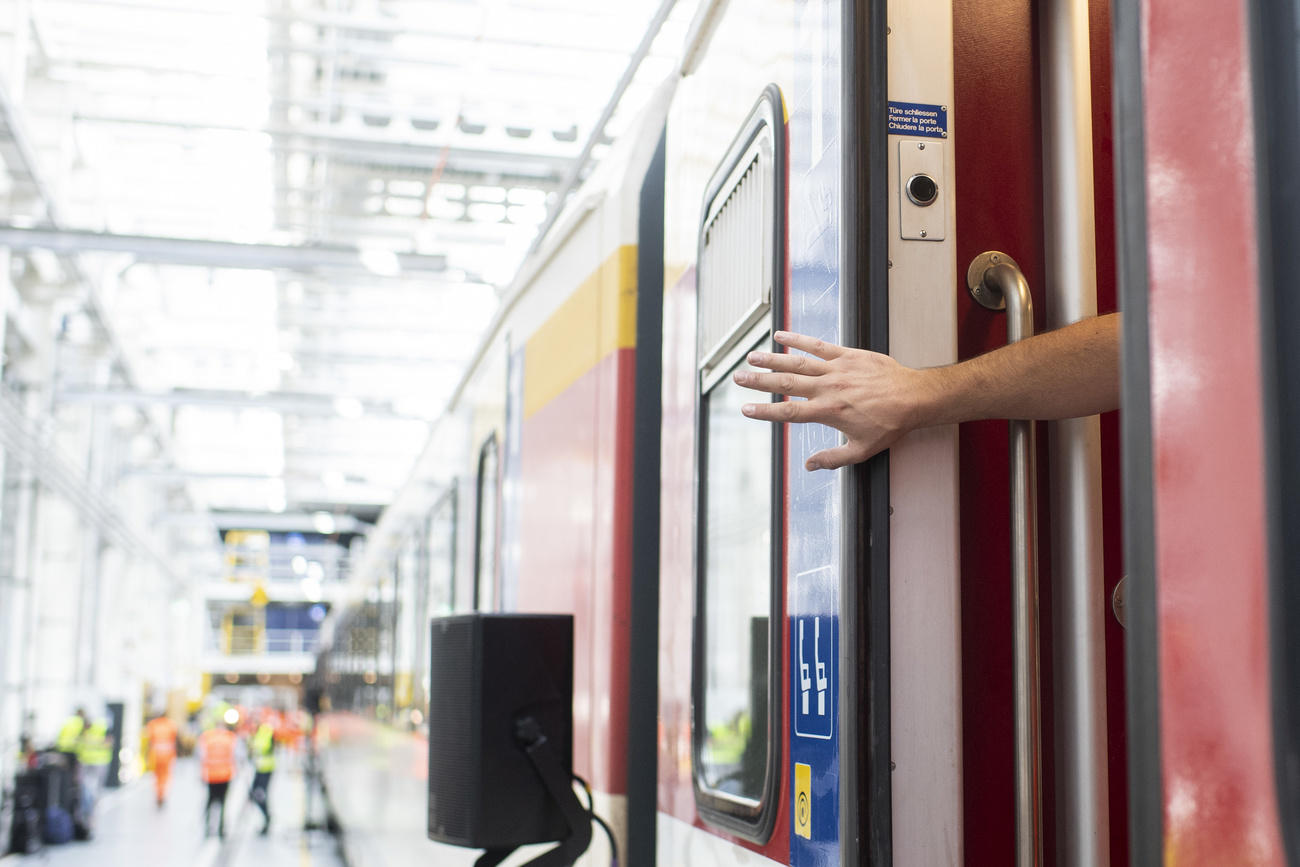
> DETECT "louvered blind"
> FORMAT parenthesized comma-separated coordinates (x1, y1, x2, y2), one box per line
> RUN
(697, 130, 774, 372)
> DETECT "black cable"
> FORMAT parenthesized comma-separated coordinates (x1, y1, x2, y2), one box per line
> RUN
(573, 773, 594, 812)
(572, 774, 619, 867)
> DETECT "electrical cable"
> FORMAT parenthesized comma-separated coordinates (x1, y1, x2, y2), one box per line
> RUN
(572, 773, 620, 867)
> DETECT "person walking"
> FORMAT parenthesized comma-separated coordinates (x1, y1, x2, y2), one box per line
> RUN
(248, 717, 276, 835)
(197, 721, 237, 838)
(75, 718, 113, 827)
(144, 712, 178, 807)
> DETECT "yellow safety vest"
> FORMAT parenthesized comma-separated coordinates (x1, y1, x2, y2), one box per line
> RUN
(56, 716, 85, 752)
(77, 722, 112, 766)
(252, 724, 276, 773)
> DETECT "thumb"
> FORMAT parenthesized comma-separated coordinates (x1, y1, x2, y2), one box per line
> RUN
(805, 442, 873, 471)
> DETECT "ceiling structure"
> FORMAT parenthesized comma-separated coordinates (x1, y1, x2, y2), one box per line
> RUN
(0, 0, 692, 570)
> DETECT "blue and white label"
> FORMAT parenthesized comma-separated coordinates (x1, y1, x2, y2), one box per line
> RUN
(887, 100, 948, 138)
(794, 614, 835, 740)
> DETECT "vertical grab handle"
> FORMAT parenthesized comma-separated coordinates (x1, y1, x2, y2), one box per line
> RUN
(967, 251, 1043, 867)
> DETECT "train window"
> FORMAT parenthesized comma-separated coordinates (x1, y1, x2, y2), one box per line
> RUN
(691, 85, 785, 841)
(473, 434, 499, 611)
(429, 486, 458, 614)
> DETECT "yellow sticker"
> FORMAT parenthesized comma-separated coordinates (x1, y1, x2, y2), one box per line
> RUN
(795, 762, 812, 839)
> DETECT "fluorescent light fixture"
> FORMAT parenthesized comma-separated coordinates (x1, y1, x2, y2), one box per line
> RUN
(311, 512, 336, 534)
(333, 397, 364, 419)
(358, 247, 402, 277)
(291, 555, 308, 575)
(301, 577, 322, 602)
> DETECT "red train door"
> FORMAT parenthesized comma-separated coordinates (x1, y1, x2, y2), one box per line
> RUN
(1117, 0, 1296, 861)
(951, 0, 1128, 863)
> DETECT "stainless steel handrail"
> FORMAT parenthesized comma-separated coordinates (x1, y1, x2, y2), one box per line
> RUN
(1041, 1, 1111, 862)
(967, 251, 1043, 866)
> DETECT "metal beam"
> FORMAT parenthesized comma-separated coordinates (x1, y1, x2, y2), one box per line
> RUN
(207, 511, 371, 534)
(55, 387, 433, 419)
(0, 224, 446, 273)
(120, 467, 391, 487)
(530, 0, 679, 253)
(42, 0, 642, 57)
(0, 386, 177, 580)
(70, 114, 577, 177)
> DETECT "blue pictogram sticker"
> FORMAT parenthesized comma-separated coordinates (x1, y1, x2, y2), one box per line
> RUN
(887, 100, 948, 139)
(794, 614, 835, 740)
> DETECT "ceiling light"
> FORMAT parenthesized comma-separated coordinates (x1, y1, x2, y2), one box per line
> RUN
(292, 555, 307, 575)
(387, 179, 426, 198)
(469, 185, 507, 203)
(358, 247, 401, 277)
(311, 512, 336, 535)
(333, 397, 364, 418)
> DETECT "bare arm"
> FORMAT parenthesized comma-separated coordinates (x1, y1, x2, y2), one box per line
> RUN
(735, 312, 1119, 470)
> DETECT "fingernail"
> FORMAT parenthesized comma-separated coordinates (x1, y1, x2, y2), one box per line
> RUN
(747, 351, 763, 365)
(733, 371, 749, 384)
(742, 404, 756, 416)
(806, 460, 819, 471)
(774, 331, 789, 341)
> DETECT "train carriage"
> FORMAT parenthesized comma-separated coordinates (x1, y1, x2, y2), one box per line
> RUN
(313, 0, 1300, 864)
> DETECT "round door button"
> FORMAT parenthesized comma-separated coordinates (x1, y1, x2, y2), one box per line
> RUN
(905, 173, 939, 207)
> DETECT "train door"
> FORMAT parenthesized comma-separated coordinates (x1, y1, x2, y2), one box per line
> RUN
(948, 0, 1128, 863)
(855, 0, 1130, 863)
(1118, 0, 1299, 861)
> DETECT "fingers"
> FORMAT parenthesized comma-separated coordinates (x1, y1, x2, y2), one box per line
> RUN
(745, 348, 830, 376)
(805, 442, 871, 471)
(732, 369, 817, 398)
(741, 398, 814, 423)
(772, 331, 845, 361)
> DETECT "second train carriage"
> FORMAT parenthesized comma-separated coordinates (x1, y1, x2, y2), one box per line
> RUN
(313, 0, 1300, 864)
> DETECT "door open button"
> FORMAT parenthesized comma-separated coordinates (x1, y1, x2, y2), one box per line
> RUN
(906, 172, 939, 207)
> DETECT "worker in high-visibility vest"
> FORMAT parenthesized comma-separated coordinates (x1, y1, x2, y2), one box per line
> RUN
(76, 719, 114, 825)
(55, 708, 88, 754)
(197, 721, 238, 838)
(144, 712, 178, 807)
(248, 719, 276, 835)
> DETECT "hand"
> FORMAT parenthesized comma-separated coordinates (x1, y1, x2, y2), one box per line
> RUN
(734, 331, 929, 471)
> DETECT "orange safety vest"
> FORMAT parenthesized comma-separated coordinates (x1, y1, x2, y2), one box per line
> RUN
(198, 728, 236, 783)
(145, 717, 177, 762)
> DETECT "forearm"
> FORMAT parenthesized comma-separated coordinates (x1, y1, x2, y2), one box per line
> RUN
(915, 312, 1119, 426)
(735, 312, 1120, 470)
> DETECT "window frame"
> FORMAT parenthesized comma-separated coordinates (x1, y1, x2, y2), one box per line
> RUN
(1251, 0, 1300, 857)
(429, 484, 459, 614)
(689, 84, 787, 843)
(472, 433, 500, 612)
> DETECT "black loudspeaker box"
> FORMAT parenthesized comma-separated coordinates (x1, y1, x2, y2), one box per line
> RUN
(426, 613, 574, 849)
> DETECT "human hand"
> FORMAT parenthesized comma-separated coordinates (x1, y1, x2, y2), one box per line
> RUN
(733, 331, 929, 470)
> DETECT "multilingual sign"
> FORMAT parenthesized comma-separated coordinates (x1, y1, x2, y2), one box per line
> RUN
(887, 100, 948, 139)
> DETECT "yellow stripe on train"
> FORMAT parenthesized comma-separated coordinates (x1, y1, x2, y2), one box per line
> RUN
(523, 244, 638, 420)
